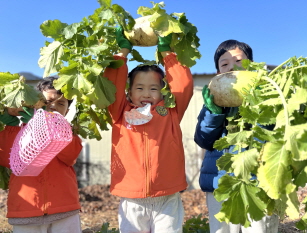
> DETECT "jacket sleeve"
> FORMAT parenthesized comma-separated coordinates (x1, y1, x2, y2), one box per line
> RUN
(56, 135, 83, 166)
(0, 126, 20, 168)
(105, 55, 128, 123)
(164, 53, 193, 122)
(194, 105, 226, 151)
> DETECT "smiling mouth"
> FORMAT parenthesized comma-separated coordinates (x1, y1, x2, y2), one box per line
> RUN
(141, 102, 152, 106)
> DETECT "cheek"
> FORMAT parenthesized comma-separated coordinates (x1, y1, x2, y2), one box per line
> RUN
(154, 92, 163, 101)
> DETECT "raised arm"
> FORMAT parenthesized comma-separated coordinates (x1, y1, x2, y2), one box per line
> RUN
(104, 51, 128, 122)
(158, 34, 193, 122)
(105, 27, 132, 122)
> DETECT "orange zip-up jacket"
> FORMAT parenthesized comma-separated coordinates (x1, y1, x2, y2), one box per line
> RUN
(106, 53, 193, 198)
(0, 125, 82, 218)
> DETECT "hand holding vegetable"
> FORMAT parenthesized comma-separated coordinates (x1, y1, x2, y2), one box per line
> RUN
(115, 27, 132, 51)
(0, 110, 20, 126)
(157, 33, 172, 52)
(19, 107, 35, 124)
(202, 85, 222, 114)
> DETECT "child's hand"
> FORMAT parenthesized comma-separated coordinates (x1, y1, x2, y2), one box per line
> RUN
(157, 33, 172, 52)
(115, 27, 132, 51)
(0, 110, 20, 126)
(19, 107, 35, 124)
(202, 85, 222, 114)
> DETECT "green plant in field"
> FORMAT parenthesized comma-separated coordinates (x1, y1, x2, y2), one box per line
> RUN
(182, 214, 210, 233)
(96, 222, 119, 233)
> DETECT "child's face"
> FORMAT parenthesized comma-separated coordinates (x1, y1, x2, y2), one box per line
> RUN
(43, 89, 69, 116)
(128, 71, 163, 107)
(218, 47, 248, 74)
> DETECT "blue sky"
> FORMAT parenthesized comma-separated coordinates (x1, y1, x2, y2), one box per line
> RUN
(0, 0, 306, 77)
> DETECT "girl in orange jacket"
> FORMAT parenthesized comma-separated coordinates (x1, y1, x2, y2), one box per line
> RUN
(0, 76, 83, 233)
(105, 29, 193, 233)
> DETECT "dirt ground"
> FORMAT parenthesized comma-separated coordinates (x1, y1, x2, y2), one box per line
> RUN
(0, 185, 306, 233)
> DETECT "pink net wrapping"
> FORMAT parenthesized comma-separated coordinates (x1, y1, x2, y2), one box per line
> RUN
(9, 109, 73, 176)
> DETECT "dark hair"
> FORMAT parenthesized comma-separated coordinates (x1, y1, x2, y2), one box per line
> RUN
(36, 76, 73, 107)
(214, 40, 253, 72)
(128, 65, 165, 88)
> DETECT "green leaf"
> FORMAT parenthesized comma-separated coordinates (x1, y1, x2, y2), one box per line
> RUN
(112, 4, 135, 30)
(238, 106, 259, 124)
(285, 189, 300, 220)
(0, 121, 4, 131)
(225, 131, 253, 149)
(182, 214, 209, 233)
(296, 196, 307, 230)
(231, 148, 259, 181)
(257, 108, 277, 125)
(174, 34, 200, 67)
(82, 59, 104, 76)
(258, 142, 292, 199)
(258, 97, 282, 107)
(150, 12, 186, 36)
(214, 137, 230, 151)
(0, 72, 20, 86)
(97, 0, 112, 8)
(107, 59, 124, 69)
(2, 78, 42, 108)
(287, 87, 307, 116)
(0, 166, 10, 190)
(130, 49, 149, 63)
(40, 19, 68, 40)
(55, 63, 93, 100)
(137, 2, 166, 16)
(63, 22, 81, 39)
(252, 125, 277, 143)
(87, 43, 109, 56)
(285, 124, 307, 161)
(163, 91, 176, 108)
(293, 163, 307, 187)
(161, 78, 175, 108)
(38, 41, 64, 77)
(214, 176, 267, 227)
(87, 76, 116, 109)
(216, 152, 233, 172)
(99, 8, 113, 21)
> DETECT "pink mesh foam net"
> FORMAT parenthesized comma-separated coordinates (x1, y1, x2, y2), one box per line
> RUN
(10, 109, 73, 176)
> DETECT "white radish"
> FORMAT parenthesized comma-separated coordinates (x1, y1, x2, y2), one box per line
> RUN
(124, 16, 158, 47)
(208, 71, 257, 107)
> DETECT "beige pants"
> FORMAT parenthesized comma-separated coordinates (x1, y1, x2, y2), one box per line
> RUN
(206, 192, 279, 233)
(12, 213, 82, 233)
(118, 193, 184, 233)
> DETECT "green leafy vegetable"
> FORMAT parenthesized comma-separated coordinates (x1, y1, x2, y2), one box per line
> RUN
(38, 0, 200, 139)
(0, 166, 10, 190)
(0, 72, 44, 120)
(161, 78, 175, 108)
(213, 56, 307, 229)
(182, 214, 210, 233)
(135, 2, 201, 67)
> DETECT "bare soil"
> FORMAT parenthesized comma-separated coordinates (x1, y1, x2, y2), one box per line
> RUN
(0, 185, 306, 233)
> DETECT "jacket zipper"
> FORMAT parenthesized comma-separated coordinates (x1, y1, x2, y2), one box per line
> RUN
(144, 124, 151, 197)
